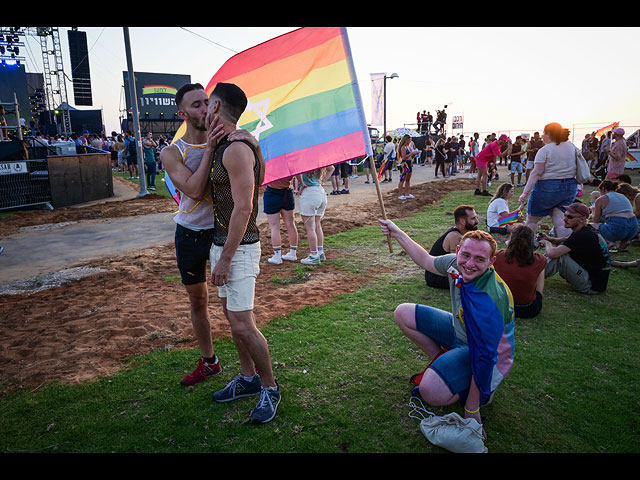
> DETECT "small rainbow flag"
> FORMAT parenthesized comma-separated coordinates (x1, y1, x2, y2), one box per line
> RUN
(188, 27, 371, 185)
(498, 210, 520, 226)
(626, 151, 637, 162)
(595, 122, 619, 138)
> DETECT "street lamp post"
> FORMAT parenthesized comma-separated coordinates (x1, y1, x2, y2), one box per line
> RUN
(383, 73, 398, 138)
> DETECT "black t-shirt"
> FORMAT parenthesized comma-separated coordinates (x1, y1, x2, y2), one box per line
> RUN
(563, 225, 611, 291)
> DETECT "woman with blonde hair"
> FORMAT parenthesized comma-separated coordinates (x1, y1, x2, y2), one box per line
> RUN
(396, 134, 418, 200)
(296, 165, 335, 265)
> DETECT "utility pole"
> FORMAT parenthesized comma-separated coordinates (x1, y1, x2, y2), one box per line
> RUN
(122, 27, 148, 197)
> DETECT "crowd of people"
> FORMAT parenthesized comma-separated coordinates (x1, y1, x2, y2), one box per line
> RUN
(377, 120, 638, 442)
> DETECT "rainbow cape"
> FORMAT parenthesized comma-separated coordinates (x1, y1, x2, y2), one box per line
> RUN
(458, 267, 515, 405)
(498, 210, 519, 226)
(175, 27, 371, 186)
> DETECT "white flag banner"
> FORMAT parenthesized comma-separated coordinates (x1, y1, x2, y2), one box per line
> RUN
(370, 73, 385, 127)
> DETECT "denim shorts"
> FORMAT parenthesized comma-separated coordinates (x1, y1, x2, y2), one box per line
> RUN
(510, 161, 523, 174)
(599, 216, 638, 242)
(299, 185, 327, 217)
(527, 178, 577, 217)
(263, 186, 295, 215)
(414, 304, 472, 402)
(175, 224, 215, 285)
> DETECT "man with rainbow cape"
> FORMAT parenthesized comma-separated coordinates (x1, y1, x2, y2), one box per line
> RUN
(378, 220, 515, 438)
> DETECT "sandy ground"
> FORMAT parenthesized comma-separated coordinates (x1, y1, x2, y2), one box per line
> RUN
(0, 171, 476, 391)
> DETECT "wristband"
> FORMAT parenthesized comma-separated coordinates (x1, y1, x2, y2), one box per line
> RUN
(464, 406, 480, 414)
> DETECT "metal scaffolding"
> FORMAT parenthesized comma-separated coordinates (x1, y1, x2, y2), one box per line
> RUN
(36, 27, 71, 136)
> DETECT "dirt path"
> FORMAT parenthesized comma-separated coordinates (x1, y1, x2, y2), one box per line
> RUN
(0, 173, 475, 390)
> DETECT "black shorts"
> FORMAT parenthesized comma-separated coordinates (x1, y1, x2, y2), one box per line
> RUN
(127, 156, 137, 166)
(263, 186, 295, 214)
(175, 224, 215, 285)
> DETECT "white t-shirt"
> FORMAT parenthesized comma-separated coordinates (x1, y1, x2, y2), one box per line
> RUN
(534, 141, 577, 180)
(487, 198, 509, 227)
(384, 142, 396, 159)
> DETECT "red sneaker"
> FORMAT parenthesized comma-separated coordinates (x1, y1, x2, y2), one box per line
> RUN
(180, 357, 222, 386)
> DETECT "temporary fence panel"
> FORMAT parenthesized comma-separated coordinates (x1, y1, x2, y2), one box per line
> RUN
(0, 158, 53, 210)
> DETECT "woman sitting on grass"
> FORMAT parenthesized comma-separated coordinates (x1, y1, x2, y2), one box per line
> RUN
(486, 183, 517, 236)
(493, 224, 546, 318)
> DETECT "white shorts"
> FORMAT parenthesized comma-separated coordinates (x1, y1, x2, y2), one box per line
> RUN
(210, 242, 261, 312)
(298, 185, 327, 217)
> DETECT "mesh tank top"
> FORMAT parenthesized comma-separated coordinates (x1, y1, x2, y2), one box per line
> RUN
(172, 138, 215, 231)
(209, 135, 261, 247)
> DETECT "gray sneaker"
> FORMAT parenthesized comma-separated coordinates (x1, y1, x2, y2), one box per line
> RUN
(213, 373, 262, 403)
(250, 385, 281, 424)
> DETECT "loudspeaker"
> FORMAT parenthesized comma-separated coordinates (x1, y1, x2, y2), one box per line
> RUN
(67, 29, 93, 106)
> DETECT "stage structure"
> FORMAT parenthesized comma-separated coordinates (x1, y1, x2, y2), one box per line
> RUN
(122, 71, 191, 138)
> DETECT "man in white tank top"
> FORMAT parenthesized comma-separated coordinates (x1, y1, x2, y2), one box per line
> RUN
(162, 83, 225, 387)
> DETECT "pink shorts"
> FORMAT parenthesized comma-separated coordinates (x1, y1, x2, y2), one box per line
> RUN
(475, 158, 488, 170)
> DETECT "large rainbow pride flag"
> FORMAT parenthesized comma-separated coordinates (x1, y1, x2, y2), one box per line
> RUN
(196, 27, 372, 185)
(595, 122, 619, 138)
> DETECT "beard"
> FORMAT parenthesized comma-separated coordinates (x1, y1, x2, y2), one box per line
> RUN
(464, 221, 478, 231)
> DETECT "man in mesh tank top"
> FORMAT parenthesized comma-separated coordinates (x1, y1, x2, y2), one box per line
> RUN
(206, 83, 281, 424)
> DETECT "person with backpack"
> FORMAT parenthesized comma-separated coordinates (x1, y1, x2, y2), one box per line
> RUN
(123, 132, 139, 180)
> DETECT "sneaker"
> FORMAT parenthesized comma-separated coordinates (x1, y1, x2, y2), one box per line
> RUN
(474, 189, 482, 195)
(318, 251, 326, 261)
(300, 254, 321, 265)
(340, 189, 350, 194)
(398, 195, 406, 200)
(148, 186, 156, 191)
(482, 190, 491, 196)
(213, 373, 262, 402)
(267, 254, 282, 265)
(406, 194, 415, 199)
(250, 385, 281, 424)
(180, 357, 222, 386)
(281, 251, 297, 262)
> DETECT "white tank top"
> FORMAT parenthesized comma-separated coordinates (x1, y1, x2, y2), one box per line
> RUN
(171, 138, 215, 231)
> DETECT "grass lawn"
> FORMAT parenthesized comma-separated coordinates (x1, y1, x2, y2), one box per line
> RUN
(1, 183, 639, 453)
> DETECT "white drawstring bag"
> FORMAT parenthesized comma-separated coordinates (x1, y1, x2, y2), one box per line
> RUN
(409, 397, 488, 453)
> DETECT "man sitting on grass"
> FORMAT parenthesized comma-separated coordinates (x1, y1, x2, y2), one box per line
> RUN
(379, 221, 515, 438)
(539, 202, 611, 294)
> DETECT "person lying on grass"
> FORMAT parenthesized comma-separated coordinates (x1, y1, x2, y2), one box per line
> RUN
(378, 222, 515, 438)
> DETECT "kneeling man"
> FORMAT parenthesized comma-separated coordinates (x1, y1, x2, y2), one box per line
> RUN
(379, 221, 515, 436)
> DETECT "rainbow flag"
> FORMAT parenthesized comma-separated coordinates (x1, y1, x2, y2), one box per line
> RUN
(459, 267, 515, 405)
(497, 210, 519, 226)
(189, 27, 371, 185)
(626, 151, 637, 162)
(595, 122, 619, 138)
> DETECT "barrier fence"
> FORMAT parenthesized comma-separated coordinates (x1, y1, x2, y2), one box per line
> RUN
(0, 157, 53, 211)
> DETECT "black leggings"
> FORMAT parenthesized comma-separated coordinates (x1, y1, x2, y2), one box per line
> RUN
(435, 159, 446, 177)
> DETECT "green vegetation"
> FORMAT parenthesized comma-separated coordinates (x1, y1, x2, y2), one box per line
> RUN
(1, 186, 639, 453)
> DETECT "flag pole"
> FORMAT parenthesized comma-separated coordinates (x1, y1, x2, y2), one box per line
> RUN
(370, 155, 393, 253)
(341, 27, 393, 253)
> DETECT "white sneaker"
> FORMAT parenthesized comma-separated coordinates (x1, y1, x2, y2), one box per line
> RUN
(300, 254, 321, 265)
(398, 195, 406, 200)
(318, 251, 326, 261)
(281, 251, 297, 261)
(267, 255, 282, 265)
(406, 194, 415, 199)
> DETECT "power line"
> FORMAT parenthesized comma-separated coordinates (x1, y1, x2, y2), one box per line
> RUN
(178, 27, 238, 54)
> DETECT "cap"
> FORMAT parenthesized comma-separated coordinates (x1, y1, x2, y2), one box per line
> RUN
(612, 127, 625, 136)
(565, 202, 590, 218)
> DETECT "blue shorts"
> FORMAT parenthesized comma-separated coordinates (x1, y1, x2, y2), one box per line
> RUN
(263, 186, 295, 215)
(599, 216, 638, 242)
(527, 178, 577, 217)
(510, 161, 523, 174)
(414, 304, 472, 402)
